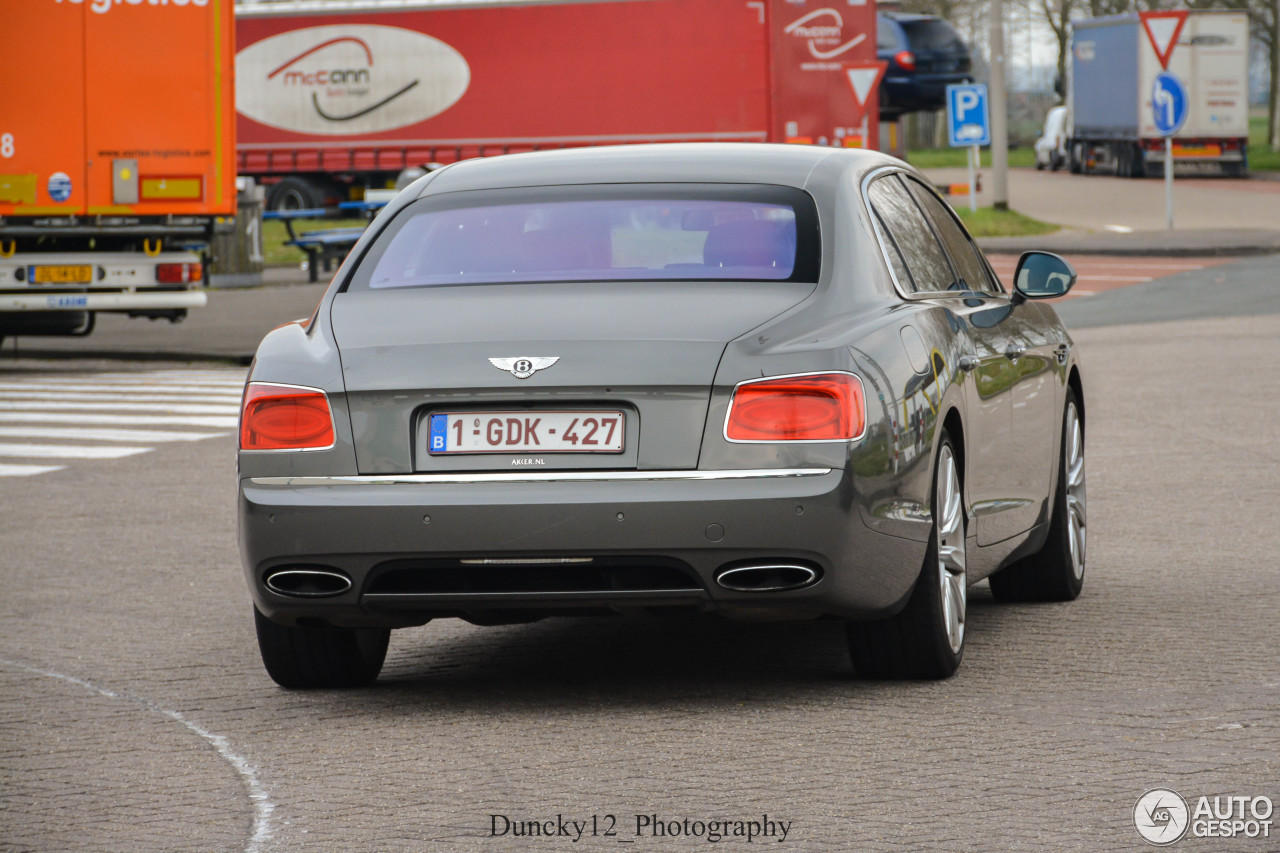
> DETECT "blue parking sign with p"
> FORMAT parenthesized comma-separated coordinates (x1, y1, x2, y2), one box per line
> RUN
(947, 84, 990, 147)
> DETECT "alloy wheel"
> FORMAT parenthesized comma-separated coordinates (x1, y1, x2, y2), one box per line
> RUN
(935, 445, 966, 655)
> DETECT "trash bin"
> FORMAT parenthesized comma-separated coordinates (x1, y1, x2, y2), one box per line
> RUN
(209, 179, 265, 288)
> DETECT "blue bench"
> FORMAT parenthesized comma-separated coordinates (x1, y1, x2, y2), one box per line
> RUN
(264, 209, 366, 283)
(287, 227, 367, 283)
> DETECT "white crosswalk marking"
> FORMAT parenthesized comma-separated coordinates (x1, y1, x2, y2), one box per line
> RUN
(0, 412, 239, 427)
(0, 443, 152, 459)
(0, 391, 243, 403)
(0, 383, 243, 396)
(0, 368, 246, 478)
(0, 426, 225, 443)
(0, 463, 65, 477)
(0, 400, 237, 414)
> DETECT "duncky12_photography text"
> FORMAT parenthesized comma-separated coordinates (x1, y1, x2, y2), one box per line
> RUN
(489, 813, 793, 843)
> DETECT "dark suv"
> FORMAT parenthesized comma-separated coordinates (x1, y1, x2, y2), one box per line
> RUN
(877, 12, 973, 119)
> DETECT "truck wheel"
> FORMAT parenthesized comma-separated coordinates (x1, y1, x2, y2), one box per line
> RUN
(267, 177, 322, 211)
(1068, 143, 1084, 174)
(1128, 145, 1146, 178)
(254, 607, 390, 688)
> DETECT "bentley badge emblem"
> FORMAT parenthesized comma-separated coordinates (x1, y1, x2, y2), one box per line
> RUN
(489, 357, 560, 379)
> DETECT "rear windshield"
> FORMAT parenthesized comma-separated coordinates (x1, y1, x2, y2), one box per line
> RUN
(901, 20, 966, 52)
(350, 185, 819, 290)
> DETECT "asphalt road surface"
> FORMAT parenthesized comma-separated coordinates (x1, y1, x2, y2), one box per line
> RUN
(2, 256, 1279, 851)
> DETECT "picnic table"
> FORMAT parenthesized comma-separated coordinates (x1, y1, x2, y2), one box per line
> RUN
(263, 208, 365, 283)
(264, 193, 396, 282)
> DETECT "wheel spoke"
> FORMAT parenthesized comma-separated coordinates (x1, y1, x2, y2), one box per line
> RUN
(935, 447, 966, 655)
(939, 544, 966, 573)
(1063, 404, 1086, 580)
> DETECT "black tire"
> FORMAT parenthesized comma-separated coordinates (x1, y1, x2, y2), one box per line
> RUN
(1129, 145, 1146, 179)
(254, 607, 390, 688)
(1069, 143, 1084, 174)
(989, 388, 1086, 603)
(267, 176, 322, 212)
(847, 432, 966, 680)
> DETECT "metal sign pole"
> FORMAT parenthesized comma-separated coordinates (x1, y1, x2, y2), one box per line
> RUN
(1152, 71, 1186, 231)
(968, 145, 978, 213)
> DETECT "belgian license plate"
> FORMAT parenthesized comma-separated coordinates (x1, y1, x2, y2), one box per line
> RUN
(29, 264, 93, 284)
(428, 411, 625, 454)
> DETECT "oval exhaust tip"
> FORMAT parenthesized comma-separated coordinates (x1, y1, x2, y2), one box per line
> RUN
(715, 563, 819, 593)
(265, 568, 352, 598)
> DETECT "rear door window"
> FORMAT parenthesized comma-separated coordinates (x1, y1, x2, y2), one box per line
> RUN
(866, 174, 956, 294)
(903, 178, 1000, 294)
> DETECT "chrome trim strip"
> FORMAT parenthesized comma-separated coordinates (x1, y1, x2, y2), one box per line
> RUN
(248, 467, 833, 487)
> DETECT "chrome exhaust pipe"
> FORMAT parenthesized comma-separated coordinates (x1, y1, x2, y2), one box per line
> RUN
(715, 563, 819, 593)
(265, 567, 352, 598)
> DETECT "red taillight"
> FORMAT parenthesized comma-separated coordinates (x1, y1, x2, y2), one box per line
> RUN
(156, 262, 203, 283)
(240, 383, 335, 450)
(894, 50, 917, 71)
(725, 373, 865, 442)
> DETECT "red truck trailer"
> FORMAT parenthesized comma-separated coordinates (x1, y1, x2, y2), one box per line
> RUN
(235, 0, 884, 210)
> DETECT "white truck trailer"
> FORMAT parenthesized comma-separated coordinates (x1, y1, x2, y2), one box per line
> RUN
(1067, 11, 1250, 177)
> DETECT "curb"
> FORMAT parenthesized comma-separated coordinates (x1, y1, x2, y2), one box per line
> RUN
(978, 228, 1280, 257)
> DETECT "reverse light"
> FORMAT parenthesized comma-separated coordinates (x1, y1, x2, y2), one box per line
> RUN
(725, 372, 865, 442)
(894, 50, 917, 71)
(240, 383, 335, 451)
(156, 262, 203, 283)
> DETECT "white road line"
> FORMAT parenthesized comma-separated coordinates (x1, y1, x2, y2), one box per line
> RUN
(0, 383, 244, 396)
(0, 390, 243, 404)
(0, 442, 153, 459)
(0, 463, 65, 476)
(1104, 224, 1134, 233)
(91, 375, 246, 386)
(0, 657, 274, 853)
(0, 426, 227, 443)
(0, 412, 239, 427)
(0, 400, 238, 414)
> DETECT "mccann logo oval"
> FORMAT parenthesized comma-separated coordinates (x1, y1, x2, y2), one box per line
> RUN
(236, 25, 470, 136)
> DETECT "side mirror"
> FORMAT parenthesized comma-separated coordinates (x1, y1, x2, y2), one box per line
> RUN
(1013, 251, 1077, 300)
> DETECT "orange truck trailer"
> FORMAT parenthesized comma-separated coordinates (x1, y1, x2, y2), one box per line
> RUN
(0, 0, 236, 341)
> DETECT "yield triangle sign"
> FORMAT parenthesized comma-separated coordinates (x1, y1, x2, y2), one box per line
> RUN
(845, 62, 888, 110)
(1139, 10, 1188, 70)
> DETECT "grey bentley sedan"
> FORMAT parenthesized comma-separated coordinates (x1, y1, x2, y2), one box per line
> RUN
(239, 144, 1086, 687)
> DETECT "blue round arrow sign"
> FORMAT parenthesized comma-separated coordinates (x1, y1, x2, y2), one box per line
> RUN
(1152, 71, 1188, 137)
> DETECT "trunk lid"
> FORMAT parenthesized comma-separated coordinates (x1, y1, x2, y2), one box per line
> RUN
(329, 281, 813, 473)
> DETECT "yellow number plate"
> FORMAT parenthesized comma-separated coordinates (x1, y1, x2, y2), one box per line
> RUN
(29, 265, 93, 284)
(1172, 144, 1222, 158)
